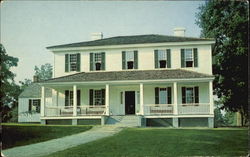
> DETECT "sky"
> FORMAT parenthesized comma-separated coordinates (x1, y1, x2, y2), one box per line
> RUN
(0, 1, 205, 83)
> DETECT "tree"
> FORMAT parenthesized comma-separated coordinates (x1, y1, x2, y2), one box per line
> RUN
(0, 44, 19, 122)
(214, 101, 225, 127)
(19, 79, 32, 90)
(34, 63, 53, 81)
(196, 1, 248, 126)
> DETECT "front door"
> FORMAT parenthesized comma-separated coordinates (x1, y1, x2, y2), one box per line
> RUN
(125, 91, 135, 115)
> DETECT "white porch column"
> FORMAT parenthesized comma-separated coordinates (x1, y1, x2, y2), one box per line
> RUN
(73, 85, 77, 116)
(209, 81, 214, 115)
(173, 82, 178, 115)
(41, 86, 45, 117)
(140, 83, 144, 115)
(105, 84, 110, 115)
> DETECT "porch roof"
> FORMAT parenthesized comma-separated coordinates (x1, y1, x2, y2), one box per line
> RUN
(40, 69, 213, 84)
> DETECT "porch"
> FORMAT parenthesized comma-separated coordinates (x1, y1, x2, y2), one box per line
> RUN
(40, 80, 214, 118)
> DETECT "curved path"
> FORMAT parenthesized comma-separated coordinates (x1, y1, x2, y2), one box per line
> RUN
(3, 126, 123, 157)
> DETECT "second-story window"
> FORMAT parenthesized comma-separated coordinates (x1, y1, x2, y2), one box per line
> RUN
(154, 49, 171, 69)
(65, 53, 81, 72)
(181, 48, 198, 68)
(122, 50, 138, 70)
(90, 52, 105, 71)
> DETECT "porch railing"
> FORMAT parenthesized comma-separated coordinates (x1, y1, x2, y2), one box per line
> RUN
(45, 105, 106, 117)
(144, 104, 174, 115)
(178, 103, 210, 115)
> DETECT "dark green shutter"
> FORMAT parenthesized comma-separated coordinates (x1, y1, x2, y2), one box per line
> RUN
(167, 87, 171, 104)
(90, 53, 94, 71)
(182, 87, 186, 104)
(193, 48, 198, 67)
(122, 51, 126, 70)
(101, 52, 105, 70)
(65, 54, 69, 72)
(134, 50, 138, 69)
(194, 86, 199, 103)
(89, 89, 93, 105)
(37, 100, 41, 112)
(155, 87, 159, 104)
(167, 49, 171, 68)
(76, 53, 81, 72)
(77, 90, 81, 106)
(65, 90, 69, 106)
(29, 100, 32, 111)
(181, 49, 185, 68)
(101, 89, 105, 105)
(154, 50, 158, 68)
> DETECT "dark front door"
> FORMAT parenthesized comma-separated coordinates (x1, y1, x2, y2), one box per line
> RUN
(125, 91, 135, 115)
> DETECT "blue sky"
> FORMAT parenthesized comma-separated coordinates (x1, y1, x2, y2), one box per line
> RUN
(0, 1, 205, 82)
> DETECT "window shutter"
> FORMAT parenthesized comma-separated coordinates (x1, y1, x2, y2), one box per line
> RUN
(65, 54, 69, 72)
(193, 48, 198, 67)
(101, 89, 105, 105)
(65, 90, 69, 106)
(182, 87, 186, 104)
(154, 50, 158, 68)
(167, 49, 171, 68)
(101, 52, 105, 70)
(122, 51, 126, 70)
(77, 90, 81, 106)
(89, 89, 93, 105)
(90, 53, 94, 71)
(155, 87, 159, 104)
(29, 100, 32, 111)
(194, 86, 199, 103)
(134, 50, 138, 69)
(167, 87, 171, 104)
(76, 53, 81, 72)
(181, 49, 185, 68)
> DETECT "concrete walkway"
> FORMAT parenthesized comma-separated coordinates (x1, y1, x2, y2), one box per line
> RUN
(3, 126, 123, 157)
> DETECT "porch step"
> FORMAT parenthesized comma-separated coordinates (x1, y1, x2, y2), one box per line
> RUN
(106, 115, 140, 127)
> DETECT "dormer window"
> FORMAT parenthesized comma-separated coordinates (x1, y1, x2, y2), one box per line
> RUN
(122, 51, 138, 70)
(90, 52, 105, 71)
(181, 48, 198, 68)
(154, 49, 171, 69)
(65, 53, 81, 72)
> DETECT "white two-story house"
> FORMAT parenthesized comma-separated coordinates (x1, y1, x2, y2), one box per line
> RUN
(18, 29, 215, 127)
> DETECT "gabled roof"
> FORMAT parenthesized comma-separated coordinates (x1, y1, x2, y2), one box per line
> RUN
(47, 34, 214, 49)
(19, 83, 52, 98)
(41, 69, 213, 84)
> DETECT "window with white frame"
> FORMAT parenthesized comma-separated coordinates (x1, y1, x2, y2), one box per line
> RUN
(126, 51, 134, 69)
(94, 90, 102, 105)
(159, 88, 167, 104)
(29, 99, 41, 113)
(158, 50, 167, 68)
(184, 49, 194, 67)
(186, 87, 195, 103)
(70, 54, 77, 71)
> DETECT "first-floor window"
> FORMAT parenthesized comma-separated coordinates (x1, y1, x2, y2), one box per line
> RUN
(89, 89, 105, 106)
(29, 99, 41, 113)
(155, 87, 172, 104)
(159, 88, 167, 104)
(65, 90, 81, 106)
(182, 86, 199, 104)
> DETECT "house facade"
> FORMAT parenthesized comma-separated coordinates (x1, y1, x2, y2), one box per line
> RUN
(20, 30, 215, 127)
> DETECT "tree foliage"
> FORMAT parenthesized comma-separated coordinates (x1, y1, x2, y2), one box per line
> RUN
(34, 63, 53, 81)
(196, 1, 248, 125)
(0, 44, 20, 122)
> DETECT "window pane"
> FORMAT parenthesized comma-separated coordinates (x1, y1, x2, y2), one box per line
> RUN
(95, 53, 102, 62)
(70, 91, 73, 106)
(185, 49, 193, 61)
(126, 51, 134, 61)
(158, 50, 167, 60)
(94, 90, 102, 105)
(186, 88, 194, 103)
(70, 54, 77, 71)
(159, 88, 167, 104)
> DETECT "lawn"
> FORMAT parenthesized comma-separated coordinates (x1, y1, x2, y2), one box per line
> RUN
(2, 123, 92, 149)
(43, 127, 248, 157)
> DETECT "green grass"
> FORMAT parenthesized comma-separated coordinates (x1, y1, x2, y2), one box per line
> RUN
(2, 123, 92, 149)
(43, 128, 248, 157)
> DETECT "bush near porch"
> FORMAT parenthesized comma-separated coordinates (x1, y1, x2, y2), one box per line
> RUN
(43, 128, 248, 157)
(2, 123, 92, 149)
